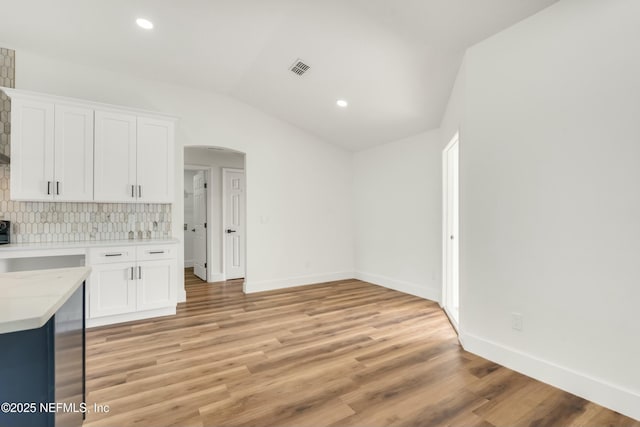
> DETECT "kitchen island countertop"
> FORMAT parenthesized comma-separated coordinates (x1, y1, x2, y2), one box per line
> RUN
(0, 266, 91, 334)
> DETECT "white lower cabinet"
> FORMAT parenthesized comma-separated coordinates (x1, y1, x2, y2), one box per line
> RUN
(137, 260, 175, 311)
(87, 244, 177, 327)
(89, 262, 137, 318)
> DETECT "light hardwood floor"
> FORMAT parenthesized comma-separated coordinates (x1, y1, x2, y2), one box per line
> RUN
(83, 269, 639, 427)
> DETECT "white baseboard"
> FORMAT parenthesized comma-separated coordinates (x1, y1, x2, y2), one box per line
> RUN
(208, 272, 225, 283)
(184, 260, 194, 268)
(87, 306, 177, 328)
(461, 332, 640, 422)
(355, 271, 440, 303)
(244, 271, 354, 293)
(178, 288, 186, 303)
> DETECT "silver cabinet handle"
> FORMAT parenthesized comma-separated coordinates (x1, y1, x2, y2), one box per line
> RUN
(149, 250, 164, 254)
(138, 185, 142, 198)
(138, 266, 142, 280)
(129, 266, 134, 280)
(131, 185, 135, 198)
(47, 181, 51, 195)
(105, 253, 123, 257)
(56, 181, 60, 195)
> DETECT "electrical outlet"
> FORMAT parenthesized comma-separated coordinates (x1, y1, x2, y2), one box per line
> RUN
(511, 313, 523, 331)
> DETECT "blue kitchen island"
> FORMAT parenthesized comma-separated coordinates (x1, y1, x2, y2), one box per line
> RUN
(0, 267, 90, 427)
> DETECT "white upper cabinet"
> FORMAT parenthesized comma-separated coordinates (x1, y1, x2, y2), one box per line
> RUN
(4, 89, 177, 204)
(54, 104, 94, 201)
(136, 117, 175, 203)
(94, 110, 137, 202)
(10, 96, 94, 202)
(9, 97, 55, 201)
(94, 112, 175, 204)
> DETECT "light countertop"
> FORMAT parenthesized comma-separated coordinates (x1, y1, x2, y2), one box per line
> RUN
(0, 238, 179, 253)
(0, 267, 91, 334)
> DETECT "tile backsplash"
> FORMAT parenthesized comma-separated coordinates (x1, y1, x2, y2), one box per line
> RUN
(1, 47, 14, 159)
(0, 47, 173, 244)
(0, 168, 172, 243)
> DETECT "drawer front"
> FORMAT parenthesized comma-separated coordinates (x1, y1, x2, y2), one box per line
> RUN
(136, 245, 176, 261)
(88, 246, 136, 265)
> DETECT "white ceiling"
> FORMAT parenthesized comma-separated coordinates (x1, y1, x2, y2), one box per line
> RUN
(0, 0, 558, 151)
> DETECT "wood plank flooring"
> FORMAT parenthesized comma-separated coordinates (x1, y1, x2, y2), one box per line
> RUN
(83, 270, 639, 427)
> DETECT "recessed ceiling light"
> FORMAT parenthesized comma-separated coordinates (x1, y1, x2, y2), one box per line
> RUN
(336, 99, 348, 108)
(136, 18, 154, 30)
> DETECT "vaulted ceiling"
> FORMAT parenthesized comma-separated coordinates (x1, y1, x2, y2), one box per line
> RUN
(0, 0, 558, 150)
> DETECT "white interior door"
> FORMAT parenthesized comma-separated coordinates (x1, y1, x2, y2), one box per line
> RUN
(193, 171, 207, 281)
(443, 134, 460, 327)
(223, 169, 245, 280)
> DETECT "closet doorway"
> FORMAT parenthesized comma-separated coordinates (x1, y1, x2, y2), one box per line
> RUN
(443, 133, 460, 329)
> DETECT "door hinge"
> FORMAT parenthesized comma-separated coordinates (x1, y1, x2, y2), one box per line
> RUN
(204, 183, 207, 188)
(204, 223, 207, 228)
(204, 263, 207, 268)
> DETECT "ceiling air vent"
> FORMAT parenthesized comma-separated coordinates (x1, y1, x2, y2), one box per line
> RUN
(289, 59, 310, 76)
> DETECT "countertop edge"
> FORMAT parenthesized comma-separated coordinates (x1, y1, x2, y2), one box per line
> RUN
(0, 238, 180, 253)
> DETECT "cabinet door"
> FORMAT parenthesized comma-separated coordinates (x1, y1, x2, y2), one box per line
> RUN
(54, 104, 94, 201)
(89, 262, 137, 318)
(136, 259, 176, 311)
(9, 97, 55, 201)
(94, 110, 137, 202)
(136, 117, 175, 203)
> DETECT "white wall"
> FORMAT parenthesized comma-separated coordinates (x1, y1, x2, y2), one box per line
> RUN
(183, 169, 197, 267)
(11, 49, 355, 299)
(354, 129, 442, 301)
(184, 148, 244, 281)
(440, 57, 466, 150)
(184, 148, 245, 167)
(442, 0, 640, 419)
(9, 2, 640, 417)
